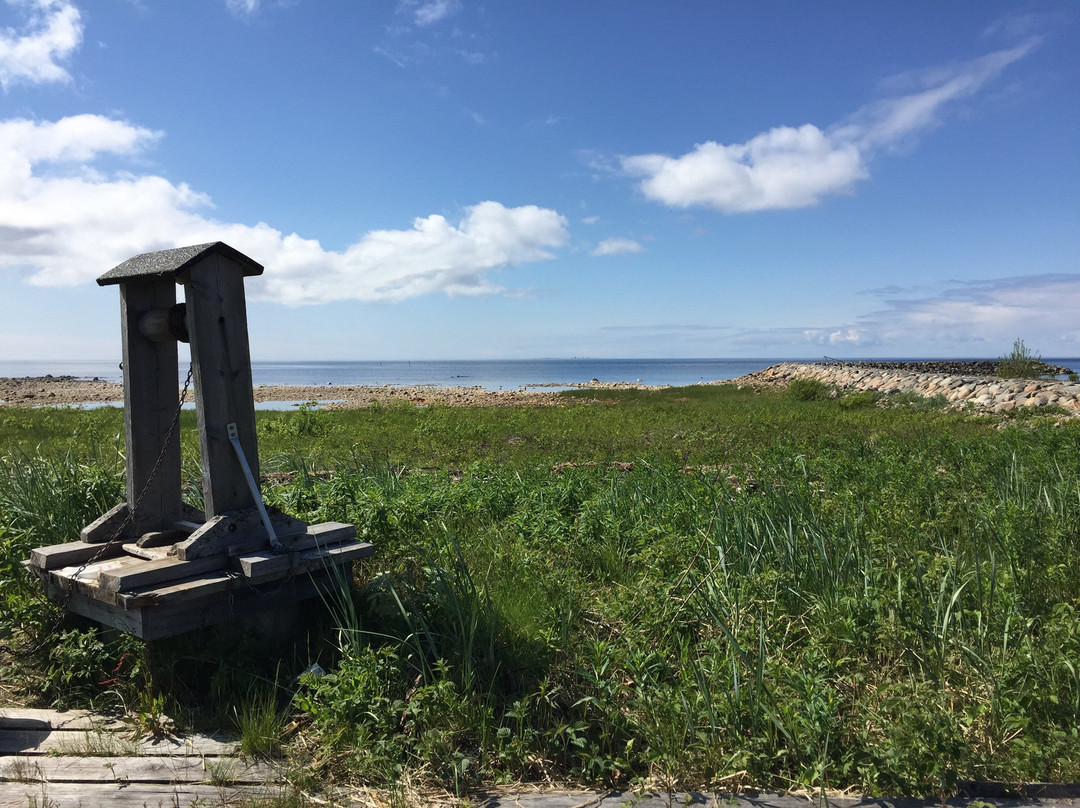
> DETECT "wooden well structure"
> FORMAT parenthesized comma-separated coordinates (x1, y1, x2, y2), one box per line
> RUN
(28, 242, 372, 640)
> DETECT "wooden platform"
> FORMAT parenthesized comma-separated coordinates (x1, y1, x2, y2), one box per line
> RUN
(0, 708, 285, 807)
(29, 520, 373, 640)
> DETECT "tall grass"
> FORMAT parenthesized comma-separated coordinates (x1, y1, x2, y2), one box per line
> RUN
(2, 387, 1078, 795)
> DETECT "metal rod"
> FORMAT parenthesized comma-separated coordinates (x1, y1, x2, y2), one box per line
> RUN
(226, 422, 285, 551)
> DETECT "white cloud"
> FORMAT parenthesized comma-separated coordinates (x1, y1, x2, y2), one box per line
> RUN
(0, 114, 570, 303)
(801, 328, 875, 346)
(0, 0, 82, 89)
(621, 41, 1037, 214)
(400, 0, 460, 27)
(866, 274, 1080, 346)
(458, 49, 486, 65)
(590, 238, 644, 257)
(796, 274, 1080, 354)
(622, 125, 865, 213)
(225, 0, 259, 17)
(257, 201, 569, 305)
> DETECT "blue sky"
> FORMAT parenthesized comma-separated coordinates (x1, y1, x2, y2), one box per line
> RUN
(0, 0, 1077, 361)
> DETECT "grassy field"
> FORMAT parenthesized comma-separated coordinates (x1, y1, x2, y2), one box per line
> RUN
(1, 385, 1078, 798)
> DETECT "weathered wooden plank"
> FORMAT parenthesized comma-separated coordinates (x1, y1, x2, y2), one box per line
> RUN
(239, 540, 373, 583)
(80, 502, 131, 543)
(135, 529, 187, 548)
(0, 781, 279, 808)
(97, 555, 227, 593)
(41, 558, 147, 607)
(139, 571, 344, 641)
(29, 540, 128, 571)
(46, 560, 348, 640)
(39, 580, 143, 631)
(118, 539, 361, 606)
(0, 755, 277, 784)
(66, 555, 146, 583)
(176, 508, 307, 561)
(116, 570, 236, 609)
(0, 709, 109, 731)
(120, 278, 184, 535)
(0, 728, 237, 756)
(287, 521, 356, 550)
(182, 256, 259, 517)
(121, 543, 173, 561)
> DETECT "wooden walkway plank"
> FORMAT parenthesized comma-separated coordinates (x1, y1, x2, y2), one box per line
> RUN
(0, 754, 278, 784)
(0, 708, 111, 731)
(0, 780, 283, 808)
(0, 727, 237, 756)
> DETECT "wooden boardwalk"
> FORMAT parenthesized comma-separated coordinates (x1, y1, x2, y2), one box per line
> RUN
(0, 707, 286, 807)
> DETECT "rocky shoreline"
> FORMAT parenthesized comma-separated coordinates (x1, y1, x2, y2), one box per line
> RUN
(820, 358, 1073, 376)
(0, 376, 631, 408)
(730, 361, 1080, 415)
(5, 360, 1079, 415)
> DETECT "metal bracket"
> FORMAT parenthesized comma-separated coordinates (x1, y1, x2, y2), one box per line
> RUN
(227, 422, 285, 551)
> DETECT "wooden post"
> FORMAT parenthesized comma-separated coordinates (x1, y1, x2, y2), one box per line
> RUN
(119, 279, 182, 535)
(180, 254, 260, 517)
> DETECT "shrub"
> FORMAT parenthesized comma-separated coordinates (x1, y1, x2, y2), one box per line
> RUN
(997, 338, 1049, 379)
(838, 390, 878, 409)
(787, 377, 829, 401)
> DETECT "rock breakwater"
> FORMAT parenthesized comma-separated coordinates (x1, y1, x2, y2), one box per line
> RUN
(827, 359, 1073, 377)
(732, 362, 1080, 416)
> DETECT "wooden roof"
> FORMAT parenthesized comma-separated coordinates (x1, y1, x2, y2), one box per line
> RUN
(97, 242, 263, 286)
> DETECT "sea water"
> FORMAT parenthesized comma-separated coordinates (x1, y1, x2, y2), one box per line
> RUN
(2, 357, 1078, 392)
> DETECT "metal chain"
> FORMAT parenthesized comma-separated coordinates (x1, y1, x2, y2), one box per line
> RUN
(0, 366, 194, 661)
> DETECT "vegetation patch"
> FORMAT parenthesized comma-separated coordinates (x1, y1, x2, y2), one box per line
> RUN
(996, 338, 1052, 379)
(2, 385, 1079, 798)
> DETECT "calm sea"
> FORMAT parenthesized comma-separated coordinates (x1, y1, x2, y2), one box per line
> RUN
(2, 358, 1078, 392)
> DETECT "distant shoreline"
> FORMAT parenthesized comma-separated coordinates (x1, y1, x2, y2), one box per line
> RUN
(3, 359, 1076, 409)
(0, 376, 650, 408)
(1, 357, 1077, 392)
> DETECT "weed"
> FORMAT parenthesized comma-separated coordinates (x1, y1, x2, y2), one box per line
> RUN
(55, 728, 140, 757)
(997, 338, 1050, 379)
(838, 390, 878, 409)
(234, 685, 287, 759)
(3, 758, 44, 782)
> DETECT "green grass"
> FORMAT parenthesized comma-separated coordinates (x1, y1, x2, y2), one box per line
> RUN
(2, 385, 1079, 797)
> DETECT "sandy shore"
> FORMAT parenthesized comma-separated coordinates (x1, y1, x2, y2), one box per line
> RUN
(0, 375, 659, 408)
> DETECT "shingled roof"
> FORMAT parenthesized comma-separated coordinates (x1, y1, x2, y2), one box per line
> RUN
(97, 242, 264, 286)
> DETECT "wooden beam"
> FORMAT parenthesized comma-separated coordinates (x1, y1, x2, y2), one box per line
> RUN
(119, 279, 183, 535)
(237, 540, 373, 583)
(175, 508, 307, 561)
(116, 571, 236, 609)
(137, 570, 344, 641)
(180, 255, 258, 517)
(80, 503, 130, 544)
(97, 555, 227, 594)
(121, 544, 173, 561)
(30, 540, 128, 571)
